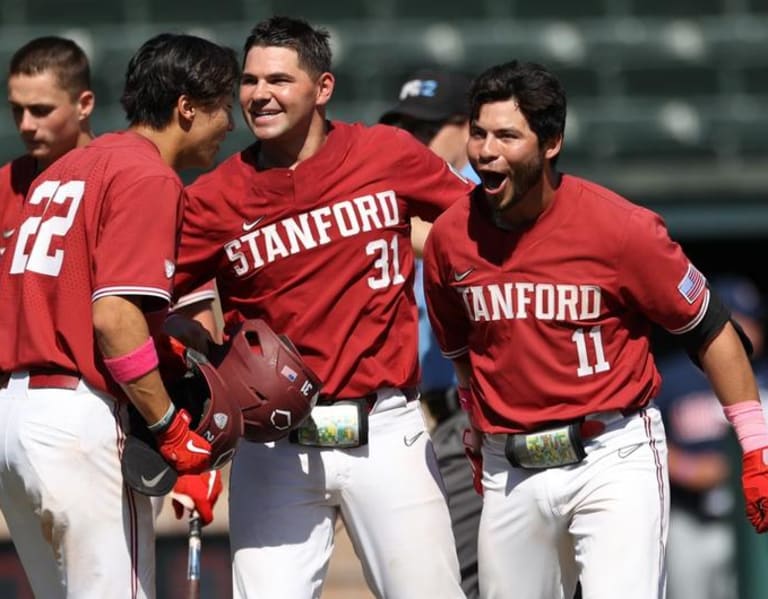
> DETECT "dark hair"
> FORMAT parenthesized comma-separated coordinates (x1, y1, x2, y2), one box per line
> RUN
(469, 61, 566, 147)
(243, 16, 332, 77)
(121, 33, 239, 129)
(9, 36, 91, 100)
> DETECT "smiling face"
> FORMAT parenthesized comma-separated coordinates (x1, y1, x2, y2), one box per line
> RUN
(8, 70, 93, 169)
(239, 45, 333, 147)
(468, 98, 546, 214)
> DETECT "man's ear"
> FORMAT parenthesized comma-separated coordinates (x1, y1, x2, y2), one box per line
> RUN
(316, 72, 335, 108)
(543, 133, 563, 161)
(76, 90, 95, 121)
(177, 95, 196, 122)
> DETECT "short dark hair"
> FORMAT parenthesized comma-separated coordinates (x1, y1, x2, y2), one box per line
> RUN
(121, 33, 239, 129)
(243, 16, 332, 77)
(9, 36, 91, 100)
(469, 61, 566, 148)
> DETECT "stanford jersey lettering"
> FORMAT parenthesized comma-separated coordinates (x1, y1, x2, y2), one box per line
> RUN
(460, 282, 601, 322)
(224, 190, 400, 276)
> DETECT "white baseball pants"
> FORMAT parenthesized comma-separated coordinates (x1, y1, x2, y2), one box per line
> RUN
(478, 405, 669, 599)
(229, 388, 465, 599)
(0, 372, 155, 599)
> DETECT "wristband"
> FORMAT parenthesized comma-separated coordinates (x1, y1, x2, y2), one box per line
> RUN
(147, 402, 177, 434)
(103, 337, 159, 383)
(723, 401, 768, 454)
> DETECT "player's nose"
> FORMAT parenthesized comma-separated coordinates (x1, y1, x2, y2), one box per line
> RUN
(18, 110, 37, 133)
(249, 80, 272, 102)
(478, 135, 500, 162)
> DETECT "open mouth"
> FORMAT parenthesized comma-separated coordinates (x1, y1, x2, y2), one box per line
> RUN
(251, 110, 280, 121)
(479, 171, 507, 194)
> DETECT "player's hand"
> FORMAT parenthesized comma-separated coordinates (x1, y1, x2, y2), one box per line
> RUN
(741, 447, 768, 533)
(163, 313, 213, 355)
(463, 427, 484, 496)
(155, 409, 212, 475)
(171, 470, 223, 526)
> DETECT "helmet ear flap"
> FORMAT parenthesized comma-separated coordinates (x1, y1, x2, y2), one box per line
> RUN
(160, 339, 244, 469)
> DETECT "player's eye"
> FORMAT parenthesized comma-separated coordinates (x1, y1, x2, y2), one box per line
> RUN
(29, 105, 54, 118)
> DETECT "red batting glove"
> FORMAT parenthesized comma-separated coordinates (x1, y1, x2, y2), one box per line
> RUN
(171, 470, 223, 526)
(741, 447, 768, 533)
(462, 427, 484, 496)
(155, 409, 212, 475)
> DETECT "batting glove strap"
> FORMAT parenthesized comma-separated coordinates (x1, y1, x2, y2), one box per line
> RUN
(171, 470, 223, 526)
(156, 409, 212, 475)
(742, 447, 768, 533)
(457, 387, 472, 413)
(462, 428, 484, 496)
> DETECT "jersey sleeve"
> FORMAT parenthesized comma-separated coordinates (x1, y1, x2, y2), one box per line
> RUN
(391, 128, 473, 222)
(92, 174, 183, 305)
(617, 207, 708, 334)
(174, 181, 228, 299)
(172, 279, 217, 311)
(423, 223, 471, 359)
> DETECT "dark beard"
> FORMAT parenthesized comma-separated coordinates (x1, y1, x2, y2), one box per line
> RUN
(487, 152, 544, 225)
(509, 152, 543, 205)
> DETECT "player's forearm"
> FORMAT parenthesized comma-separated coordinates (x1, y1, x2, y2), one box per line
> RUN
(93, 295, 173, 425)
(410, 216, 431, 257)
(172, 299, 222, 345)
(452, 356, 471, 389)
(699, 322, 760, 408)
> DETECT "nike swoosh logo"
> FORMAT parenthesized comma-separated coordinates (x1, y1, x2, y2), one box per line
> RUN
(403, 431, 425, 447)
(2, 229, 15, 239)
(453, 268, 474, 282)
(618, 443, 643, 458)
(141, 467, 170, 488)
(186, 440, 212, 455)
(242, 217, 264, 231)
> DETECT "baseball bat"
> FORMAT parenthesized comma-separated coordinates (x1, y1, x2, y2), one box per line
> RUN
(186, 510, 202, 599)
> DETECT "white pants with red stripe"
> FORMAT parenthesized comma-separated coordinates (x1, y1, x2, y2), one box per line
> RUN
(229, 388, 465, 599)
(478, 405, 669, 599)
(0, 372, 155, 599)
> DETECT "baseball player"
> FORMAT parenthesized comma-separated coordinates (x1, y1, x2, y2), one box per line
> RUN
(1, 36, 94, 258)
(657, 276, 768, 599)
(423, 60, 768, 599)
(379, 68, 483, 599)
(171, 16, 472, 599)
(0, 33, 239, 598)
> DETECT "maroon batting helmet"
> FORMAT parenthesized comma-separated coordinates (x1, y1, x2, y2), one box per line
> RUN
(170, 348, 245, 470)
(210, 319, 321, 442)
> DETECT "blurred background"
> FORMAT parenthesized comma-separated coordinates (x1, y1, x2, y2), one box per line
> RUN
(1, 1, 767, 597)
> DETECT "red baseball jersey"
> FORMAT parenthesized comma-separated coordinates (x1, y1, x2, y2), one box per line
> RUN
(0, 154, 37, 259)
(175, 121, 473, 399)
(0, 132, 184, 396)
(424, 174, 709, 433)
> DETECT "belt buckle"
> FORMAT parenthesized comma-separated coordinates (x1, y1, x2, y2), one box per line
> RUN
(505, 422, 587, 469)
(291, 401, 369, 447)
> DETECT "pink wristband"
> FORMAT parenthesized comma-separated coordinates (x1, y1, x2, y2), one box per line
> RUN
(723, 402, 768, 454)
(458, 387, 472, 413)
(103, 338, 159, 383)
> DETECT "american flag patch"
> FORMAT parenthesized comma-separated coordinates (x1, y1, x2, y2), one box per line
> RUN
(677, 264, 706, 304)
(280, 365, 298, 382)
